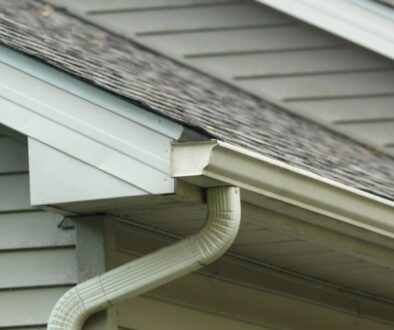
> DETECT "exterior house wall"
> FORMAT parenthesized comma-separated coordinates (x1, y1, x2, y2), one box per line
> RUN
(0, 127, 77, 329)
(0, 2, 393, 328)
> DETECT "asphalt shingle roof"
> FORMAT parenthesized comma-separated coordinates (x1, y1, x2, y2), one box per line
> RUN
(0, 0, 393, 200)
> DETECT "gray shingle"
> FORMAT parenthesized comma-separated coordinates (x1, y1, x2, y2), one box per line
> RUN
(0, 0, 393, 200)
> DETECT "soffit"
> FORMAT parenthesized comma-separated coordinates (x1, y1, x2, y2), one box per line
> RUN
(60, 187, 394, 305)
(111, 219, 394, 329)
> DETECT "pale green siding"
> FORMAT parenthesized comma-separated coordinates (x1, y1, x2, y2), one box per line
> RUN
(0, 128, 77, 329)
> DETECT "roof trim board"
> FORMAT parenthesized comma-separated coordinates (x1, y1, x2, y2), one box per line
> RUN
(255, 0, 394, 60)
(0, 45, 183, 140)
(0, 45, 183, 198)
(28, 138, 149, 205)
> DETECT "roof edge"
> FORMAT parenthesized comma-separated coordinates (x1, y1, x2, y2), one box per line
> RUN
(0, 44, 184, 140)
(172, 140, 394, 244)
(256, 0, 394, 60)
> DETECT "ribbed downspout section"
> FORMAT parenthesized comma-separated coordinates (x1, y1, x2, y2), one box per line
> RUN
(47, 186, 241, 330)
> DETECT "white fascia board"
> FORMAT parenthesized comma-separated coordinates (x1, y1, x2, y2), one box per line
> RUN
(256, 0, 394, 60)
(28, 138, 148, 205)
(0, 45, 184, 199)
(0, 45, 183, 139)
(172, 140, 394, 245)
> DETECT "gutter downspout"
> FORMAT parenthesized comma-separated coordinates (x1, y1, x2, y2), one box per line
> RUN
(47, 186, 241, 330)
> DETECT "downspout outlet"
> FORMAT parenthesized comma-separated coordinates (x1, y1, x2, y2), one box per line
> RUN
(47, 186, 241, 330)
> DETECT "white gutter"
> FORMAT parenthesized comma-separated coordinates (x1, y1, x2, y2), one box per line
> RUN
(256, 0, 394, 60)
(47, 186, 241, 330)
(172, 141, 394, 249)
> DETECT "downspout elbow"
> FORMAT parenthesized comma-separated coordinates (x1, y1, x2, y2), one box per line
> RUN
(47, 186, 241, 330)
(192, 186, 241, 265)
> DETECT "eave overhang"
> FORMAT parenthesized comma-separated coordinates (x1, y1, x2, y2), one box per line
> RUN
(172, 140, 394, 262)
(256, 0, 394, 60)
(0, 45, 184, 206)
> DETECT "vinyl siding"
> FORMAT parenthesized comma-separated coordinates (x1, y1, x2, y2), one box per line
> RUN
(0, 130, 77, 329)
(49, 0, 394, 154)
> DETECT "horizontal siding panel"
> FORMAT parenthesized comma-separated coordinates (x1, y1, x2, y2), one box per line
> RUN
(383, 145, 394, 155)
(286, 96, 394, 122)
(0, 173, 31, 212)
(0, 287, 71, 328)
(139, 25, 342, 56)
(237, 71, 394, 100)
(0, 248, 77, 289)
(51, 0, 235, 12)
(93, 3, 291, 35)
(8, 327, 45, 330)
(189, 47, 393, 78)
(0, 136, 28, 174)
(0, 211, 75, 250)
(335, 121, 394, 146)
